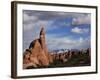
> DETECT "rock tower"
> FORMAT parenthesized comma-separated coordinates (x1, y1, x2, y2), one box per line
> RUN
(40, 26, 47, 53)
(23, 26, 52, 69)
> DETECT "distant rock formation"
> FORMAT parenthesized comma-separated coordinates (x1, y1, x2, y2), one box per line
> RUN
(23, 26, 53, 69)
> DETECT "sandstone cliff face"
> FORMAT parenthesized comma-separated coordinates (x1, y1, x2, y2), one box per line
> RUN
(30, 39, 49, 66)
(23, 27, 52, 69)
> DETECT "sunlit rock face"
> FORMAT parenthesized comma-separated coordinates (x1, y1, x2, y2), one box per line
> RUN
(23, 26, 52, 69)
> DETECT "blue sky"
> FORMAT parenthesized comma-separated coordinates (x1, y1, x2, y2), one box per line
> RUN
(23, 10, 91, 52)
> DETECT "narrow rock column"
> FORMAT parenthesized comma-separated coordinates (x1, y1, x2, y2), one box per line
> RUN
(39, 26, 50, 63)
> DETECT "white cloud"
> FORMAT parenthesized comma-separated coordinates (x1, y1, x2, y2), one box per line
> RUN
(23, 11, 91, 32)
(79, 37, 83, 43)
(23, 11, 56, 31)
(72, 14, 91, 25)
(71, 27, 89, 34)
(46, 36, 90, 51)
(23, 13, 30, 22)
(23, 13, 38, 23)
(23, 24, 34, 31)
(23, 13, 39, 31)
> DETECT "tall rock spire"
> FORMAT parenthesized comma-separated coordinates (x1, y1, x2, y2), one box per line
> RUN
(40, 25, 46, 51)
(39, 25, 50, 63)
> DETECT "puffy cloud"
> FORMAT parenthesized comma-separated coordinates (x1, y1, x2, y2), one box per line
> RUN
(71, 27, 89, 34)
(46, 36, 90, 51)
(72, 14, 91, 25)
(23, 24, 34, 31)
(23, 11, 55, 31)
(23, 10, 91, 31)
(23, 13, 39, 31)
(23, 13, 38, 24)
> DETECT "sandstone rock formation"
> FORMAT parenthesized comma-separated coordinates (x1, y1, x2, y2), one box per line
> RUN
(23, 26, 53, 69)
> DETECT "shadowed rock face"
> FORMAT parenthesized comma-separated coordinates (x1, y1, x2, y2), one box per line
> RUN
(23, 26, 52, 69)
